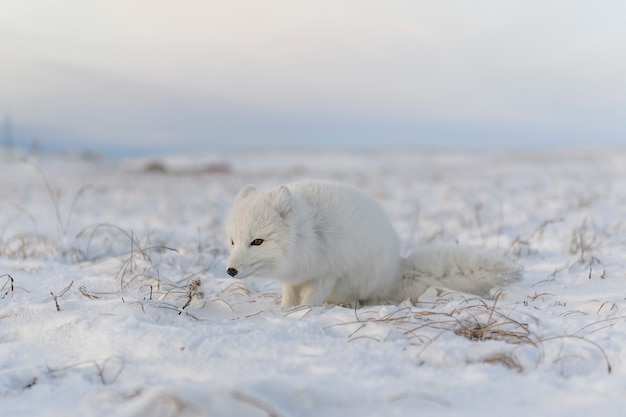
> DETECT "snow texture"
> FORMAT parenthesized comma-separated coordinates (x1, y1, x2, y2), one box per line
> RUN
(2, 149, 626, 416)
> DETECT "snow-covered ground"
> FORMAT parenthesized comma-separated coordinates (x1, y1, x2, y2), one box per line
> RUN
(3, 148, 626, 416)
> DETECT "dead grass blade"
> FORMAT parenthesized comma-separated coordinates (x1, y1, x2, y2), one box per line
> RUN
(1, 274, 14, 299)
(481, 352, 524, 372)
(283, 305, 312, 319)
(50, 281, 74, 311)
(538, 334, 612, 374)
(231, 390, 285, 417)
(46, 356, 126, 385)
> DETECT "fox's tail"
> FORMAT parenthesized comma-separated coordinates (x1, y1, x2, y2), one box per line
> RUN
(392, 244, 521, 301)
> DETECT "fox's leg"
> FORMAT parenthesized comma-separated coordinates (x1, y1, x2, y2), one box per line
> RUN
(300, 277, 336, 307)
(281, 284, 303, 307)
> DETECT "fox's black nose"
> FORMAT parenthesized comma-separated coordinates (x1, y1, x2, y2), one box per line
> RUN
(227, 268, 238, 277)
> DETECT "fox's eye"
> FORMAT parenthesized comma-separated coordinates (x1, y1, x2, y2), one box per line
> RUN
(250, 239, 264, 246)
(230, 239, 234, 246)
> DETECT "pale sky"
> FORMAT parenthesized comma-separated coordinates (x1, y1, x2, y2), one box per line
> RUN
(2, 1, 626, 155)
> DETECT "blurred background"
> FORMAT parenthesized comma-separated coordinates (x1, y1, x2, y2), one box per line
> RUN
(1, 1, 625, 157)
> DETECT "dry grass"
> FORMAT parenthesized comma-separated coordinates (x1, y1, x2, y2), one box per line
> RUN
(46, 356, 125, 386)
(0, 232, 57, 259)
(231, 390, 285, 417)
(325, 291, 613, 374)
(50, 281, 73, 312)
(364, 292, 534, 345)
(506, 218, 563, 258)
(139, 391, 203, 417)
(71, 222, 219, 315)
(1, 274, 14, 299)
(480, 352, 524, 372)
(30, 161, 92, 238)
(449, 293, 533, 343)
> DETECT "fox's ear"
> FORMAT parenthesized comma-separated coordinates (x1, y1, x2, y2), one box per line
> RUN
(274, 185, 292, 218)
(236, 185, 257, 201)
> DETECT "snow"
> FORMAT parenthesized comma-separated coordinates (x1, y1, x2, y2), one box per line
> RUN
(3, 148, 626, 416)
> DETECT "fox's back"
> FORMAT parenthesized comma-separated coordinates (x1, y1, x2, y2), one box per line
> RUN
(287, 182, 401, 302)
(289, 182, 395, 239)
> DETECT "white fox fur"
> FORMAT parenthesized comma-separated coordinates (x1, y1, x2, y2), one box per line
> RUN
(225, 181, 520, 307)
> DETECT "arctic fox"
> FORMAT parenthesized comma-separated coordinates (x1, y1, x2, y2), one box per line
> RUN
(225, 181, 519, 307)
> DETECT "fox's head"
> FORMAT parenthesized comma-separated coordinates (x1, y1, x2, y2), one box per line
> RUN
(225, 184, 296, 279)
